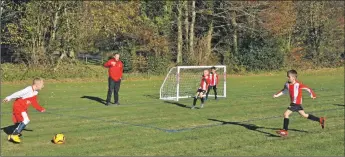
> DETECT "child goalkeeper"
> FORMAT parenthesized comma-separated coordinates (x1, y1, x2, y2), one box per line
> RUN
(2, 78, 46, 143)
(191, 69, 210, 109)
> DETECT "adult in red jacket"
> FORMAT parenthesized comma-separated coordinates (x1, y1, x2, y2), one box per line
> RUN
(104, 53, 123, 106)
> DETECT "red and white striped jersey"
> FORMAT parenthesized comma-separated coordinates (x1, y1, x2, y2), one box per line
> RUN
(275, 81, 316, 105)
(199, 75, 210, 91)
(209, 72, 219, 86)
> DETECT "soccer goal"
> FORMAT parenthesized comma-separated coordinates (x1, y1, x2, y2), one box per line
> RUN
(160, 65, 226, 101)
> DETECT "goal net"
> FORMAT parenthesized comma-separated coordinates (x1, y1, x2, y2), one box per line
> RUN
(160, 65, 226, 101)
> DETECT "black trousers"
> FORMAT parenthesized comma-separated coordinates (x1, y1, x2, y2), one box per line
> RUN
(106, 77, 121, 103)
(206, 85, 217, 99)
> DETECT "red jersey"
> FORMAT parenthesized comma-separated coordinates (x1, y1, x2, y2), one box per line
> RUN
(104, 58, 123, 81)
(275, 81, 316, 105)
(209, 72, 219, 86)
(199, 75, 211, 90)
(5, 86, 45, 112)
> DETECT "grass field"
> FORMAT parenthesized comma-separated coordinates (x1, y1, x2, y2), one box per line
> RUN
(1, 68, 344, 156)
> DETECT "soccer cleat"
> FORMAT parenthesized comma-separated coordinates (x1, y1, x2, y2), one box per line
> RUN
(8, 135, 21, 143)
(191, 106, 195, 109)
(320, 117, 325, 129)
(200, 104, 204, 108)
(114, 102, 120, 105)
(105, 102, 111, 106)
(276, 129, 288, 137)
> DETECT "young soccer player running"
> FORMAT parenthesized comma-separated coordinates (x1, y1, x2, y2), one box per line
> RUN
(273, 70, 325, 137)
(191, 69, 210, 109)
(2, 78, 46, 143)
(206, 66, 219, 100)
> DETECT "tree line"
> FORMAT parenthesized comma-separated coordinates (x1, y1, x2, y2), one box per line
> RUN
(1, 1, 344, 74)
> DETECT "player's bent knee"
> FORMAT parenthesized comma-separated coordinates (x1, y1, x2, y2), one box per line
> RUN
(21, 112, 30, 125)
(23, 119, 30, 125)
(301, 113, 308, 118)
(283, 113, 289, 118)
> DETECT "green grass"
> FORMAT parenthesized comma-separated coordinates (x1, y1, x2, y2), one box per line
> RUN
(1, 68, 344, 156)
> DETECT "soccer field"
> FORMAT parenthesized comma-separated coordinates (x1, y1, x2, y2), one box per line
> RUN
(1, 68, 344, 156)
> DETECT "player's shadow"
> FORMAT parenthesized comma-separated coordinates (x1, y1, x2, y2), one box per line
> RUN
(1, 124, 33, 135)
(144, 95, 159, 99)
(81, 96, 106, 105)
(208, 119, 308, 137)
(333, 104, 344, 107)
(164, 101, 192, 109)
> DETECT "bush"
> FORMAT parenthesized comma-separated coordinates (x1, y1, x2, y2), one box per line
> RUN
(238, 37, 285, 71)
(147, 54, 173, 75)
(1, 63, 108, 82)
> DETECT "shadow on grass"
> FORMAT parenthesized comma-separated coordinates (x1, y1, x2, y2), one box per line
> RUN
(143, 94, 159, 99)
(1, 124, 33, 135)
(81, 96, 106, 105)
(208, 119, 308, 137)
(164, 101, 193, 109)
(333, 104, 344, 107)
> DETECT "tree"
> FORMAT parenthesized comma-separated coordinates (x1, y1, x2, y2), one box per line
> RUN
(176, 0, 183, 64)
(294, 1, 344, 66)
(258, 1, 297, 66)
(189, 0, 195, 56)
(184, 0, 189, 54)
(1, 1, 343, 72)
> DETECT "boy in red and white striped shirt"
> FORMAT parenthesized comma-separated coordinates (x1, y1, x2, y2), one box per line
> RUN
(273, 70, 325, 137)
(191, 69, 210, 109)
(206, 66, 218, 100)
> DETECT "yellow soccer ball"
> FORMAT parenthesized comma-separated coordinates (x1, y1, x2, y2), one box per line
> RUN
(53, 133, 65, 144)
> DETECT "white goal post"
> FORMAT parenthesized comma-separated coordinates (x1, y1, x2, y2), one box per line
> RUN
(160, 65, 227, 101)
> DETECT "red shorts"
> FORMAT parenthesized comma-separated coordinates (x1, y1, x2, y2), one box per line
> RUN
(12, 99, 30, 124)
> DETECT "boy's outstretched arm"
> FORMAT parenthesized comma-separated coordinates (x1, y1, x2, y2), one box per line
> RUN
(31, 96, 45, 112)
(3, 87, 31, 102)
(273, 84, 288, 98)
(300, 83, 316, 99)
